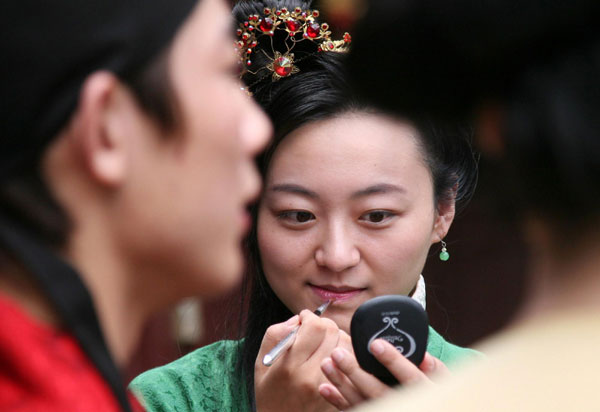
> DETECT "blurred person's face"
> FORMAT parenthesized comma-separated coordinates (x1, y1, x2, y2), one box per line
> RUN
(120, 0, 271, 297)
(257, 113, 453, 332)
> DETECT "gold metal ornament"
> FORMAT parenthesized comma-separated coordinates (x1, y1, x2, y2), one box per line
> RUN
(236, 6, 351, 82)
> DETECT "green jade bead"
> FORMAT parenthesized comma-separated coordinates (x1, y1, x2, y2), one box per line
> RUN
(439, 250, 450, 261)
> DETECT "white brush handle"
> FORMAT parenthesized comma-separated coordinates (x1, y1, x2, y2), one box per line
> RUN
(262, 300, 332, 367)
(262, 325, 300, 366)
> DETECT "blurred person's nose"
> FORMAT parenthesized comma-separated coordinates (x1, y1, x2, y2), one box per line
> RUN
(239, 96, 272, 157)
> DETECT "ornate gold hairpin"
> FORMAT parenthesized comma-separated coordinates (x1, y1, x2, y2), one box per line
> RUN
(236, 6, 351, 82)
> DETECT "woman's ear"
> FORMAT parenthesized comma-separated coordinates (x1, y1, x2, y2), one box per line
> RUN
(432, 190, 456, 243)
(72, 71, 129, 187)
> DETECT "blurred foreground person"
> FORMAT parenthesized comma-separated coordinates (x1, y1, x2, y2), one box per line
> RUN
(346, 0, 600, 410)
(0, 0, 270, 410)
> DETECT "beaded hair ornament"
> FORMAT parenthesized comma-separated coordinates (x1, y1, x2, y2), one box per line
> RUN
(236, 6, 351, 84)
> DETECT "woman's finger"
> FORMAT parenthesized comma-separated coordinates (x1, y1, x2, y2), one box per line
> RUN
(308, 317, 341, 362)
(369, 339, 430, 385)
(337, 330, 354, 354)
(290, 310, 335, 363)
(329, 347, 390, 399)
(318, 382, 351, 411)
(320, 357, 365, 406)
(420, 352, 450, 379)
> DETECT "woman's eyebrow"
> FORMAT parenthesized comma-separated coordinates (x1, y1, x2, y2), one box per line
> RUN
(269, 183, 319, 199)
(268, 183, 405, 199)
(351, 184, 407, 199)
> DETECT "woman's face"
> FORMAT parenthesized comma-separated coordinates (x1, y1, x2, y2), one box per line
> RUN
(257, 112, 454, 332)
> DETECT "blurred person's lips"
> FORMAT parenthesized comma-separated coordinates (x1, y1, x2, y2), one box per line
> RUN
(239, 165, 262, 235)
(243, 162, 263, 205)
(309, 284, 366, 302)
(240, 209, 252, 234)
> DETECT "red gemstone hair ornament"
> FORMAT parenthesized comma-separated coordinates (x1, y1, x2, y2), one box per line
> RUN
(236, 7, 351, 82)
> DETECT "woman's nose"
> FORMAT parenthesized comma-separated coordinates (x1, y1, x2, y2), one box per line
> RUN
(314, 225, 360, 273)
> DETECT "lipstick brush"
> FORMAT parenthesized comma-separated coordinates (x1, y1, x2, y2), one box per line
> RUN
(262, 299, 332, 366)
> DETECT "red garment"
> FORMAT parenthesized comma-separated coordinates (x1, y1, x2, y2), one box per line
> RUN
(0, 294, 144, 411)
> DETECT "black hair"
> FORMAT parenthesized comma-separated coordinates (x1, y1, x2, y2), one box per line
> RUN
(232, 1, 478, 409)
(500, 40, 600, 231)
(0, 47, 178, 263)
(348, 0, 600, 233)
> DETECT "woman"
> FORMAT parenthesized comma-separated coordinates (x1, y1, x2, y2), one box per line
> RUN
(131, 1, 479, 411)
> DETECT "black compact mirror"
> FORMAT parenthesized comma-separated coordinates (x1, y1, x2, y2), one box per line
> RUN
(350, 295, 429, 386)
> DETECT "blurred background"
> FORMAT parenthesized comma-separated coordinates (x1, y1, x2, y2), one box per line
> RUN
(125, 0, 530, 382)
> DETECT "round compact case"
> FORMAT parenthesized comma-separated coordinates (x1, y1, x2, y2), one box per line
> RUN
(350, 295, 429, 385)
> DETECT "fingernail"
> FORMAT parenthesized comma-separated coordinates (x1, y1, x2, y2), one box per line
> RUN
(423, 355, 435, 372)
(320, 386, 331, 397)
(285, 315, 299, 325)
(321, 358, 334, 374)
(331, 349, 345, 363)
(370, 340, 385, 355)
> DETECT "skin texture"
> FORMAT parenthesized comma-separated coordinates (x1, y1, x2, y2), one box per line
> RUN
(254, 112, 454, 411)
(255, 311, 353, 412)
(111, 0, 272, 296)
(39, 0, 272, 364)
(319, 339, 449, 410)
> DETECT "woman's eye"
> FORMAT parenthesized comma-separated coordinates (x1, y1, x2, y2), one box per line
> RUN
(360, 210, 395, 224)
(279, 211, 315, 224)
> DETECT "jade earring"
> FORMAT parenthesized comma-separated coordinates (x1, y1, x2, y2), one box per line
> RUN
(439, 240, 450, 261)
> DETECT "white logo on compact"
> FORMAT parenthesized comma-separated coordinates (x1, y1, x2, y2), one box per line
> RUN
(367, 311, 416, 358)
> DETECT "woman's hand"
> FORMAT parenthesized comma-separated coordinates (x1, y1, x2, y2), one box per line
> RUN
(319, 338, 449, 410)
(254, 310, 351, 412)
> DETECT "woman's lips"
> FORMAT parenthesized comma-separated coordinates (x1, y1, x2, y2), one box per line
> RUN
(309, 284, 366, 302)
